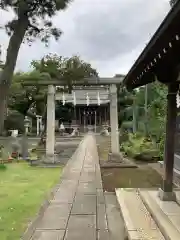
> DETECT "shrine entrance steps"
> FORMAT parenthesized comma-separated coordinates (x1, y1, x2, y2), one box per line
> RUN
(116, 188, 180, 240)
(26, 134, 125, 240)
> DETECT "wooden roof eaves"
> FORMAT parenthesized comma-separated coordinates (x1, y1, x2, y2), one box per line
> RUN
(123, 1, 180, 88)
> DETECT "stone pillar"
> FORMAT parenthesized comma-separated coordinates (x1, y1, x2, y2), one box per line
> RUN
(105, 106, 107, 124)
(99, 110, 101, 125)
(159, 83, 178, 201)
(74, 106, 76, 124)
(84, 111, 86, 133)
(46, 85, 55, 163)
(110, 84, 119, 154)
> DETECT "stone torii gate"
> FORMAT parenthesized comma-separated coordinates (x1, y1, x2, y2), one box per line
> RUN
(23, 77, 123, 163)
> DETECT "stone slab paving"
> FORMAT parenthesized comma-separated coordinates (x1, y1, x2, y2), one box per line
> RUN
(29, 134, 124, 240)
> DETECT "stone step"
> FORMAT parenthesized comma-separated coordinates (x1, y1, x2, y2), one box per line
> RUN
(139, 190, 180, 240)
(115, 188, 164, 240)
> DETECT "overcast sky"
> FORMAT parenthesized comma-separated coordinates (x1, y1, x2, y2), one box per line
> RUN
(0, 0, 170, 77)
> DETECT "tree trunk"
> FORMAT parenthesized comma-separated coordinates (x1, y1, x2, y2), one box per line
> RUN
(0, 17, 29, 135)
(0, 89, 7, 135)
(144, 84, 148, 136)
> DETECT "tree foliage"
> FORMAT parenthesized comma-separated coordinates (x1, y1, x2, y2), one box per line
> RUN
(0, 0, 71, 45)
(8, 54, 98, 122)
(8, 70, 47, 117)
(117, 85, 134, 126)
(121, 81, 168, 160)
(31, 54, 98, 91)
(0, 0, 72, 134)
(135, 82, 167, 141)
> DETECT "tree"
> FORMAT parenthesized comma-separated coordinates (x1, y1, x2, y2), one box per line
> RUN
(8, 54, 98, 123)
(31, 54, 98, 142)
(31, 54, 98, 112)
(146, 82, 167, 142)
(0, 44, 3, 69)
(0, 0, 72, 134)
(120, 82, 167, 160)
(31, 54, 98, 90)
(8, 70, 47, 117)
(134, 81, 167, 141)
(117, 85, 134, 126)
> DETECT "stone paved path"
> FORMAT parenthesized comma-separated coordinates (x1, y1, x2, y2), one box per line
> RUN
(29, 134, 124, 240)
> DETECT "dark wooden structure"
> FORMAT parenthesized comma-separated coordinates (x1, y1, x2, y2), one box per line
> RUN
(123, 1, 180, 200)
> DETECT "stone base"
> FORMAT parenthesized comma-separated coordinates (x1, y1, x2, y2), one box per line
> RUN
(87, 125, 93, 132)
(100, 129, 109, 136)
(108, 152, 123, 162)
(44, 154, 56, 164)
(158, 188, 176, 201)
(71, 128, 80, 137)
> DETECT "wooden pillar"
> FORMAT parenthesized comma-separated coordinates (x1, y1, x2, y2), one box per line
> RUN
(74, 106, 77, 123)
(100, 109, 102, 125)
(79, 107, 81, 125)
(159, 82, 178, 201)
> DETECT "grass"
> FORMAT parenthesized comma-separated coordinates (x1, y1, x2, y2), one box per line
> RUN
(0, 163, 62, 240)
(101, 166, 162, 192)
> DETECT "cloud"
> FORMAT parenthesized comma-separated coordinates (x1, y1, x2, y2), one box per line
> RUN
(0, 0, 170, 76)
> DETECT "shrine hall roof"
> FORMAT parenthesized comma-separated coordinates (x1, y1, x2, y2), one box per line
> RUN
(55, 87, 110, 105)
(123, 1, 180, 90)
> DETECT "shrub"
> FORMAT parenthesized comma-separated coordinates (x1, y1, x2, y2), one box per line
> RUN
(0, 164, 7, 170)
(121, 133, 160, 162)
(121, 121, 133, 132)
(119, 129, 129, 144)
(158, 134, 165, 160)
(4, 111, 24, 134)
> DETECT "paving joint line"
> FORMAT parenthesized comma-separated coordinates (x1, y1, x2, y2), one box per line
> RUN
(62, 137, 88, 240)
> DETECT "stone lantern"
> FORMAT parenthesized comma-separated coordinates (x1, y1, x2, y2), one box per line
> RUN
(21, 116, 30, 160)
(24, 116, 30, 135)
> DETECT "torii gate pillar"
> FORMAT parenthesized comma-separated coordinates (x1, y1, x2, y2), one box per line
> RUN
(45, 85, 55, 163)
(109, 84, 119, 154)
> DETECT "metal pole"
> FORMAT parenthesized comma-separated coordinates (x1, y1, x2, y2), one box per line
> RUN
(144, 84, 148, 136)
(133, 97, 137, 133)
